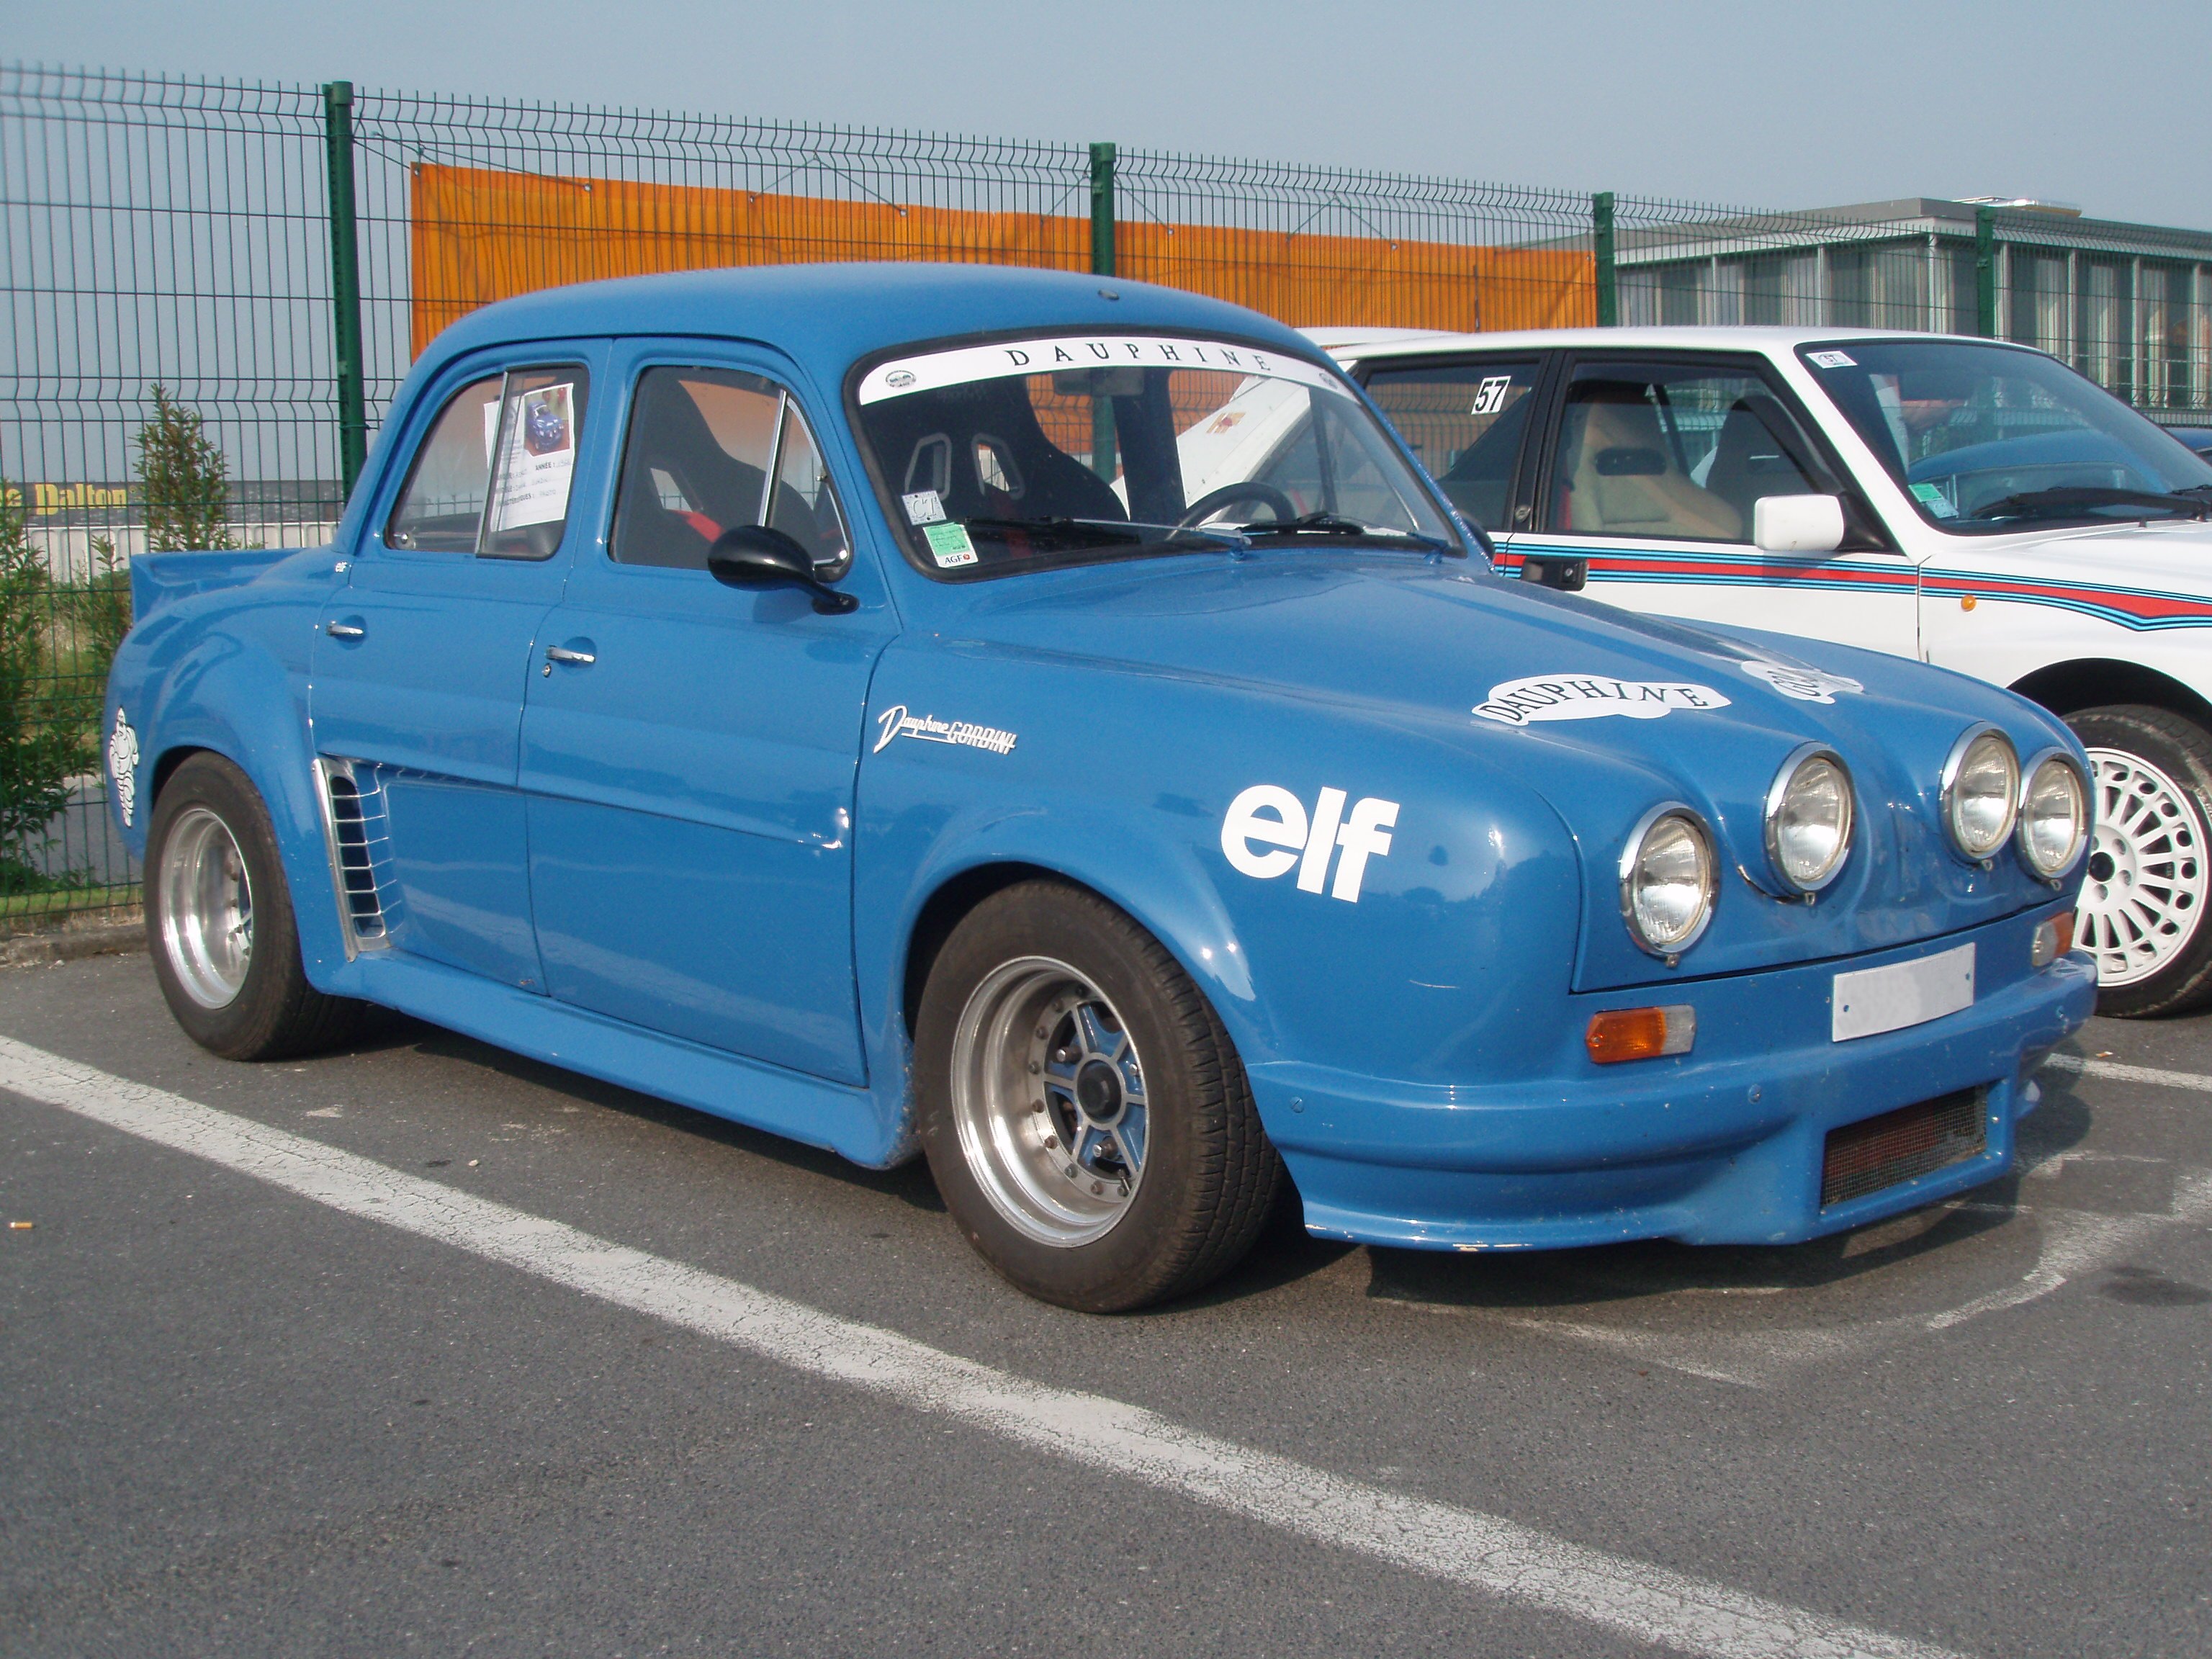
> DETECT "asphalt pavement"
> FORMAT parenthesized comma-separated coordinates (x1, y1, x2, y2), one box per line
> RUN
(4, 950, 2207, 1658)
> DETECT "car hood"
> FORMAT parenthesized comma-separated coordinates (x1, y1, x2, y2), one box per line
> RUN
(943, 550, 2080, 988)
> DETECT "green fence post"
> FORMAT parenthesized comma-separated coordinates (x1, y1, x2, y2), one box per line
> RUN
(1089, 141, 1117, 278)
(323, 81, 368, 501)
(1593, 191, 1617, 327)
(1087, 141, 1118, 480)
(1974, 205, 1999, 338)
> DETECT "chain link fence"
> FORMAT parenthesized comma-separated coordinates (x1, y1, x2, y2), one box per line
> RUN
(6, 63, 2211, 927)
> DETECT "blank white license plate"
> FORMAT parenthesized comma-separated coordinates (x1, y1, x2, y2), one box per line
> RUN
(1832, 943, 1976, 1042)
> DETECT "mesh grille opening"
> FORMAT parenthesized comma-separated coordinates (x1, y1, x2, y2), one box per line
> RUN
(1821, 1087, 1987, 1208)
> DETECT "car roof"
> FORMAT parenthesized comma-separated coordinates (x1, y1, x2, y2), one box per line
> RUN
(427, 262, 1321, 381)
(1307, 324, 2053, 360)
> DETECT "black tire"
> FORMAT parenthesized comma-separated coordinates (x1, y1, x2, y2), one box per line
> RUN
(2065, 705, 2212, 1018)
(145, 752, 368, 1059)
(914, 880, 1283, 1312)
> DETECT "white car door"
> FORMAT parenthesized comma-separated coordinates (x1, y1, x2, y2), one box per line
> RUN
(1514, 354, 1917, 657)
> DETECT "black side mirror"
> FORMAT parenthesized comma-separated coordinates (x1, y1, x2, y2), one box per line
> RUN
(1516, 552, 1587, 592)
(706, 525, 858, 615)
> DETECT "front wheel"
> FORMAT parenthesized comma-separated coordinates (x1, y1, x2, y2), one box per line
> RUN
(914, 881, 1282, 1311)
(2066, 705, 2212, 1017)
(145, 752, 367, 1059)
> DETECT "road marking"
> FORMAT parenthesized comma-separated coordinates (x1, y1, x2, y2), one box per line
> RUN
(2044, 1053, 2212, 1093)
(0, 1035, 1956, 1659)
(1493, 1174, 2212, 1388)
(1923, 1173, 2212, 1329)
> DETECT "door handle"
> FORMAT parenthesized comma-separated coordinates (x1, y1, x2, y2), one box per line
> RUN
(325, 619, 366, 639)
(544, 644, 595, 665)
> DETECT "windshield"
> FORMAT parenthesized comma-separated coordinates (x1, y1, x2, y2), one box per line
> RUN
(1801, 339, 2212, 534)
(853, 332, 1465, 576)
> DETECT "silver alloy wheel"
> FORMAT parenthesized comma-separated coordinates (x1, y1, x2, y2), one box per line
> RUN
(158, 805, 254, 1009)
(2077, 746, 2209, 986)
(947, 955, 1149, 1247)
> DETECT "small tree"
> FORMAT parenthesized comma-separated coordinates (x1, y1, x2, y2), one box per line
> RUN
(137, 384, 237, 552)
(0, 485, 81, 892)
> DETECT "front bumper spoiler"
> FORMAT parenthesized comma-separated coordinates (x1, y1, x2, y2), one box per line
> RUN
(1248, 920, 2095, 1253)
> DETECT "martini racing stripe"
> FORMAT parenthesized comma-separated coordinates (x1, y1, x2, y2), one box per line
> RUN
(1497, 545, 2212, 631)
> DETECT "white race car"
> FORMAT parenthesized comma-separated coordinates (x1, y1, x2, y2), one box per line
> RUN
(1316, 325, 2212, 1016)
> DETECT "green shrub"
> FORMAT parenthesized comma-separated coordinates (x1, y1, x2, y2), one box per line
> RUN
(138, 384, 238, 553)
(0, 487, 82, 891)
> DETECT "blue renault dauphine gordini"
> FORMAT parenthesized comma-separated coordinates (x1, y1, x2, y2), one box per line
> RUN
(106, 264, 2097, 1310)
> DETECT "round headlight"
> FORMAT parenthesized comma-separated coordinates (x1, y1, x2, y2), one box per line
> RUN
(1765, 745, 1854, 893)
(2018, 750, 2089, 878)
(1941, 725, 2020, 861)
(1619, 806, 1717, 956)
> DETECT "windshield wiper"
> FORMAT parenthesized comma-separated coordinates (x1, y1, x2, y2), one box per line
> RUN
(1236, 511, 1450, 550)
(962, 516, 1249, 552)
(1969, 486, 2212, 523)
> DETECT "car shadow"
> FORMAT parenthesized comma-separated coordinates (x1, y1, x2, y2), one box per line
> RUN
(314, 1015, 2111, 1313)
(338, 1012, 948, 1214)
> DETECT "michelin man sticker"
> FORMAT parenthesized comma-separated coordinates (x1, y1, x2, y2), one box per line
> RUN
(1741, 660, 1863, 703)
(1474, 675, 1731, 727)
(107, 708, 140, 827)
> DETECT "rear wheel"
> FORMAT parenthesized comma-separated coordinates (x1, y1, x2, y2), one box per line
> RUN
(2066, 706, 2212, 1017)
(914, 881, 1282, 1311)
(146, 752, 367, 1059)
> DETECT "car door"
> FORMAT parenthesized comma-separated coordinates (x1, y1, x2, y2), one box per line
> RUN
(1519, 354, 1916, 656)
(1357, 354, 1548, 547)
(517, 346, 896, 1085)
(310, 346, 605, 989)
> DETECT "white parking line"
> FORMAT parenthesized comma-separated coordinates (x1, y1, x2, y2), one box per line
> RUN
(2044, 1053, 2212, 1093)
(0, 1035, 1957, 1659)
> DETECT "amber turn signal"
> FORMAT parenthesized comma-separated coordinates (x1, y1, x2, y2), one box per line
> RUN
(2031, 910, 2077, 968)
(1586, 1004, 1696, 1065)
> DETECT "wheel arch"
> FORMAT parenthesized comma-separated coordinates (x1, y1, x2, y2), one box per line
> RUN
(901, 860, 1062, 1046)
(2009, 657, 2212, 732)
(889, 840, 1269, 1069)
(148, 741, 213, 808)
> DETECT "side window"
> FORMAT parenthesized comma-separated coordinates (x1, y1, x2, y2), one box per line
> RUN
(1362, 359, 1540, 531)
(1546, 361, 1821, 542)
(386, 367, 589, 558)
(611, 366, 849, 575)
(386, 376, 502, 552)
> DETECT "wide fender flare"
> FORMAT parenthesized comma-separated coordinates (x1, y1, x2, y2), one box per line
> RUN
(858, 791, 1279, 1100)
(130, 629, 349, 981)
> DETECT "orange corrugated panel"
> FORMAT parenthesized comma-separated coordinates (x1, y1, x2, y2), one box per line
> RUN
(410, 163, 1593, 358)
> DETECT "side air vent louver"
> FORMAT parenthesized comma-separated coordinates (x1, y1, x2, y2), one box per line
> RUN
(317, 758, 398, 952)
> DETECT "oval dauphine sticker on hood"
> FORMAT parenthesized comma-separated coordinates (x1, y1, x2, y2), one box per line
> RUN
(1474, 675, 1732, 727)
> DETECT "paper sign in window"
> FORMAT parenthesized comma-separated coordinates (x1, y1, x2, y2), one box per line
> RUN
(490, 382, 577, 531)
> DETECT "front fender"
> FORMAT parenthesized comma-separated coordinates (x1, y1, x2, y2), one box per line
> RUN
(851, 644, 1587, 1152)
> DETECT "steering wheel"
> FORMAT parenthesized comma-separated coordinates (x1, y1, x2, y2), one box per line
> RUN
(1177, 482, 1298, 530)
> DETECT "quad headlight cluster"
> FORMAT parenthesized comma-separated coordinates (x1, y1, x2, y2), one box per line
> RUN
(1940, 724, 2090, 879)
(1618, 724, 2090, 959)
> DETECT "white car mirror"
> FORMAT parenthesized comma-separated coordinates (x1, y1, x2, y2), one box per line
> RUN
(1753, 494, 1848, 554)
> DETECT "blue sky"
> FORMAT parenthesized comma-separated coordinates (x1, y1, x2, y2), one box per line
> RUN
(7, 0, 2208, 230)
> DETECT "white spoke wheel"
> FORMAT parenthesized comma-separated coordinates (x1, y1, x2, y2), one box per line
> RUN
(914, 881, 1282, 1311)
(145, 753, 367, 1060)
(2065, 706, 2212, 1017)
